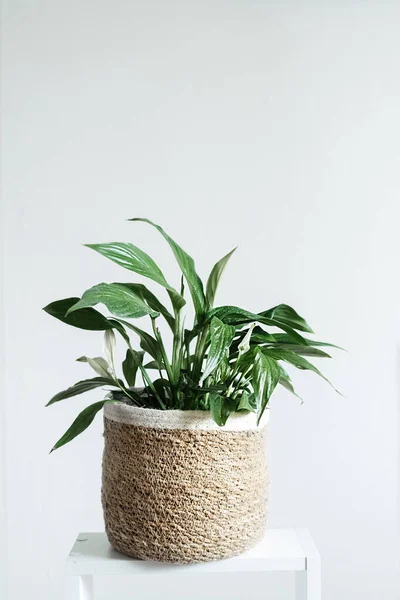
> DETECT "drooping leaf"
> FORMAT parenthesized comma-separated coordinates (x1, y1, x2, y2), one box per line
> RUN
(43, 298, 114, 331)
(259, 304, 314, 333)
(129, 218, 205, 319)
(66, 283, 159, 319)
(272, 333, 345, 351)
(76, 356, 113, 379)
(122, 348, 143, 387)
(273, 344, 331, 358)
(50, 400, 116, 452)
(209, 306, 309, 346)
(278, 365, 302, 401)
(205, 247, 236, 309)
(200, 317, 236, 383)
(262, 347, 341, 394)
(252, 348, 280, 423)
(46, 377, 116, 407)
(209, 393, 231, 426)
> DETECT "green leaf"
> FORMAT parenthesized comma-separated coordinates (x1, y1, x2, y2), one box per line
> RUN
(200, 317, 236, 383)
(122, 349, 143, 387)
(262, 347, 341, 394)
(209, 306, 309, 346)
(85, 242, 185, 313)
(50, 400, 115, 452)
(248, 326, 277, 344)
(129, 218, 205, 319)
(46, 377, 116, 407)
(76, 356, 113, 379)
(205, 247, 236, 309)
(252, 348, 280, 423)
(272, 333, 345, 350)
(209, 393, 231, 426)
(115, 319, 162, 363)
(237, 391, 256, 412)
(278, 365, 302, 401)
(66, 283, 159, 319)
(43, 298, 114, 331)
(273, 344, 331, 358)
(117, 283, 176, 329)
(259, 304, 314, 333)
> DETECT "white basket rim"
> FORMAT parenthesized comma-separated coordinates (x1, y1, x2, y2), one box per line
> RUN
(104, 403, 269, 431)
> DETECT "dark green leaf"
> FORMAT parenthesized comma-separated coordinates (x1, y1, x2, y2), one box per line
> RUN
(66, 283, 159, 319)
(262, 347, 341, 394)
(122, 349, 143, 387)
(273, 344, 331, 358)
(209, 393, 231, 426)
(46, 377, 116, 407)
(209, 306, 309, 346)
(200, 317, 236, 383)
(252, 348, 280, 423)
(50, 400, 115, 452)
(278, 365, 302, 400)
(129, 218, 205, 319)
(113, 319, 162, 363)
(205, 247, 236, 309)
(43, 298, 114, 331)
(237, 391, 256, 412)
(259, 304, 314, 333)
(272, 333, 345, 351)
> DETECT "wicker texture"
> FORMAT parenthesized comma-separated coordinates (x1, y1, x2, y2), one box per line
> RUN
(102, 407, 269, 564)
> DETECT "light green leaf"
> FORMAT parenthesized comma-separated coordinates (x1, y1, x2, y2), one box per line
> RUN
(200, 317, 236, 383)
(50, 400, 116, 452)
(77, 356, 113, 379)
(66, 283, 159, 319)
(46, 377, 116, 407)
(209, 393, 231, 426)
(117, 283, 177, 329)
(252, 348, 280, 423)
(129, 218, 205, 319)
(205, 247, 236, 309)
(259, 304, 314, 333)
(273, 344, 331, 358)
(103, 330, 116, 367)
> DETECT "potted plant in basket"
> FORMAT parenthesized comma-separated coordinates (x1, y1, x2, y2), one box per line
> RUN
(45, 218, 340, 564)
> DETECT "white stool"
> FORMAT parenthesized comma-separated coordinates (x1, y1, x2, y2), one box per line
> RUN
(65, 528, 321, 600)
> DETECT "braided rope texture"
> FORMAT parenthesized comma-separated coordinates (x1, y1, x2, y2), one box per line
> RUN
(102, 411, 269, 564)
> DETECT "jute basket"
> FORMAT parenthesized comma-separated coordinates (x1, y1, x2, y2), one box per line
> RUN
(102, 402, 269, 564)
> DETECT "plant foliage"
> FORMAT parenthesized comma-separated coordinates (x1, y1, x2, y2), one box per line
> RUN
(44, 218, 341, 450)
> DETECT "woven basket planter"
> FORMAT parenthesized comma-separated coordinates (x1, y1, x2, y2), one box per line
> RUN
(101, 402, 269, 564)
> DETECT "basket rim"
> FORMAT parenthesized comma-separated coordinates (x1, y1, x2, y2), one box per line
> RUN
(104, 402, 269, 431)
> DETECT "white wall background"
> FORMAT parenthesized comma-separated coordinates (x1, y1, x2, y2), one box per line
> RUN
(2, 1, 400, 599)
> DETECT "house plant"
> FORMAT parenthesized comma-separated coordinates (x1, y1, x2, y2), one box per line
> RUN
(45, 218, 340, 563)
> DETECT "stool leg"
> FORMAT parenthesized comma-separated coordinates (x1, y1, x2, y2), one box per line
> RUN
(295, 556, 321, 600)
(79, 575, 94, 600)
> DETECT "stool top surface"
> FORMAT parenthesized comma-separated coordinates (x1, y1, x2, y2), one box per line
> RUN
(66, 529, 319, 575)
